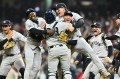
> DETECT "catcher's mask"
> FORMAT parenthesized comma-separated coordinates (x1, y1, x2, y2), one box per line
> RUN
(44, 9, 56, 24)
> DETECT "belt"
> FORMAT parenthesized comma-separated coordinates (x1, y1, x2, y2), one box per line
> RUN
(49, 44, 63, 49)
(99, 56, 105, 58)
(77, 35, 82, 38)
(6, 54, 15, 56)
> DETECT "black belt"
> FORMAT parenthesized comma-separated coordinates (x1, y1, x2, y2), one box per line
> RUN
(99, 57, 105, 58)
(49, 44, 63, 49)
(6, 54, 15, 56)
(77, 35, 82, 38)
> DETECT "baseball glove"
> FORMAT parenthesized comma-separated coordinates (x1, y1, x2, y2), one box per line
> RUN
(3, 41, 15, 49)
(57, 32, 68, 43)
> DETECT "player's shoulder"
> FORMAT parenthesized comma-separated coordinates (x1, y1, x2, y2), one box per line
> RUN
(38, 17, 45, 21)
(71, 12, 79, 15)
(12, 30, 19, 34)
(71, 12, 83, 20)
(12, 30, 22, 35)
(0, 32, 4, 37)
(25, 19, 32, 24)
(58, 21, 72, 24)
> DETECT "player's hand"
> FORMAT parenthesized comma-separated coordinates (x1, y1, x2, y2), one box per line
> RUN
(102, 34, 107, 39)
(108, 67, 116, 73)
(39, 22, 46, 29)
(46, 28, 55, 36)
(74, 60, 79, 65)
(103, 57, 112, 63)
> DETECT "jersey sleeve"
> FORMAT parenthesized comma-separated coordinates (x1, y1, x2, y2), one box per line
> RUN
(25, 20, 35, 31)
(115, 28, 120, 37)
(0, 33, 4, 41)
(16, 31, 27, 42)
(72, 12, 83, 21)
(105, 39, 113, 46)
(38, 18, 46, 24)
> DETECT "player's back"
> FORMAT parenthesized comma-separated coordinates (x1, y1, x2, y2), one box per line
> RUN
(46, 21, 72, 46)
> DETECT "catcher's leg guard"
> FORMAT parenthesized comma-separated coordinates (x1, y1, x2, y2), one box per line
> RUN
(48, 73, 56, 79)
(63, 71, 72, 79)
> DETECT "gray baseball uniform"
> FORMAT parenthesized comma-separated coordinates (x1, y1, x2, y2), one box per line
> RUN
(46, 21, 72, 79)
(0, 30, 26, 76)
(82, 33, 112, 79)
(57, 11, 108, 74)
(24, 17, 45, 79)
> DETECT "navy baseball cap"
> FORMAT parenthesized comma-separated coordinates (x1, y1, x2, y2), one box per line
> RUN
(113, 13, 120, 19)
(64, 11, 73, 17)
(56, 3, 67, 10)
(26, 8, 35, 16)
(1, 20, 12, 26)
(91, 22, 101, 28)
(113, 43, 120, 50)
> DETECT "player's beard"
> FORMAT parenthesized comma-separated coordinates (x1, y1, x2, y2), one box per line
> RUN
(32, 17, 38, 21)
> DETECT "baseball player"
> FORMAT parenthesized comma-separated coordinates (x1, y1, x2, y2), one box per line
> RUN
(105, 13, 120, 40)
(0, 20, 26, 79)
(82, 22, 113, 79)
(24, 8, 54, 79)
(44, 9, 74, 79)
(55, 3, 110, 78)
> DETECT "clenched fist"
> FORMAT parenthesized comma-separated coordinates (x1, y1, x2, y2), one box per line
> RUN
(46, 28, 55, 36)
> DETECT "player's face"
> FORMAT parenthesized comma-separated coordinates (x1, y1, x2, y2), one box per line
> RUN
(2, 25, 11, 34)
(28, 12, 37, 20)
(63, 15, 72, 23)
(56, 8, 66, 16)
(114, 19, 120, 26)
(91, 26, 101, 36)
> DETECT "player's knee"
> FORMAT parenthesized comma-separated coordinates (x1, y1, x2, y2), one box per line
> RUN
(48, 73, 56, 79)
(63, 71, 72, 79)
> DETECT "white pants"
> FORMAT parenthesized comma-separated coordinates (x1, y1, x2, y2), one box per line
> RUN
(75, 37, 107, 72)
(0, 54, 25, 76)
(24, 43, 42, 79)
(48, 44, 72, 79)
(82, 61, 93, 79)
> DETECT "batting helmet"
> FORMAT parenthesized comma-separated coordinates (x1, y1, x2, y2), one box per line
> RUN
(26, 8, 35, 16)
(44, 9, 56, 24)
(56, 3, 67, 10)
(1, 20, 12, 26)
